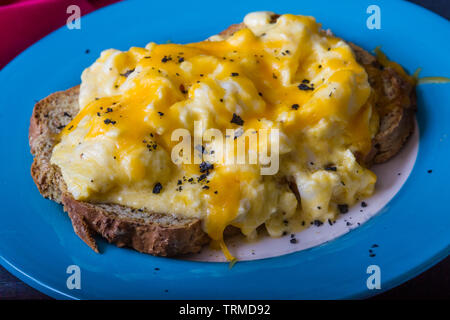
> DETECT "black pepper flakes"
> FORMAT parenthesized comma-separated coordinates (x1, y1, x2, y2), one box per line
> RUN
(230, 113, 244, 125)
(103, 119, 116, 125)
(152, 182, 163, 194)
(199, 161, 214, 173)
(298, 83, 314, 91)
(324, 164, 337, 171)
(338, 204, 349, 214)
(231, 72, 239, 77)
(161, 55, 172, 63)
(120, 68, 135, 77)
(313, 220, 323, 226)
(179, 84, 187, 94)
(291, 104, 299, 110)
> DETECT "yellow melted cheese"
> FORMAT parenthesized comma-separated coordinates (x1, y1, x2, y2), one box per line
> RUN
(51, 12, 378, 259)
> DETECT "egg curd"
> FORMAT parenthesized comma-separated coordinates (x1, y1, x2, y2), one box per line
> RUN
(51, 12, 378, 260)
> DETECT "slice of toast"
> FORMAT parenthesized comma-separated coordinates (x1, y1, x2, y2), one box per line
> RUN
(29, 22, 416, 257)
(29, 86, 209, 255)
(348, 43, 416, 165)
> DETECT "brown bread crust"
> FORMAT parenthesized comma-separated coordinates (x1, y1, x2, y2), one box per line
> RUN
(62, 194, 208, 256)
(348, 43, 416, 165)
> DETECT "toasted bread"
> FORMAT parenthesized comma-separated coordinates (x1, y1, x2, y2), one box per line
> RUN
(29, 86, 209, 255)
(29, 21, 415, 256)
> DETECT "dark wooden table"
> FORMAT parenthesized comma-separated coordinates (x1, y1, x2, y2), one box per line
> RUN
(0, 0, 448, 300)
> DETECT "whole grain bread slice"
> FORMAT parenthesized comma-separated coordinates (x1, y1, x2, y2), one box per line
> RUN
(29, 86, 209, 255)
(29, 21, 416, 257)
(348, 43, 416, 165)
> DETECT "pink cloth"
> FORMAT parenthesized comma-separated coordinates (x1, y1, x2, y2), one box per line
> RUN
(0, 0, 121, 69)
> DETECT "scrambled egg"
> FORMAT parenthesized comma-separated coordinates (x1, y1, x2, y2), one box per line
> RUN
(51, 12, 378, 259)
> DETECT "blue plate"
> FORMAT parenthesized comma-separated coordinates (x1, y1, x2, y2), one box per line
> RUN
(0, 0, 449, 299)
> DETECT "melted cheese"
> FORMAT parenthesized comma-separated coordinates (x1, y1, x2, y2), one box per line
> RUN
(51, 12, 378, 259)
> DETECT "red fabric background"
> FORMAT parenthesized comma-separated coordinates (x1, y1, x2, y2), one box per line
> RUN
(0, 0, 121, 69)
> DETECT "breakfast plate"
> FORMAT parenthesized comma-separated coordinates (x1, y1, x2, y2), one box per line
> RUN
(0, 0, 449, 299)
